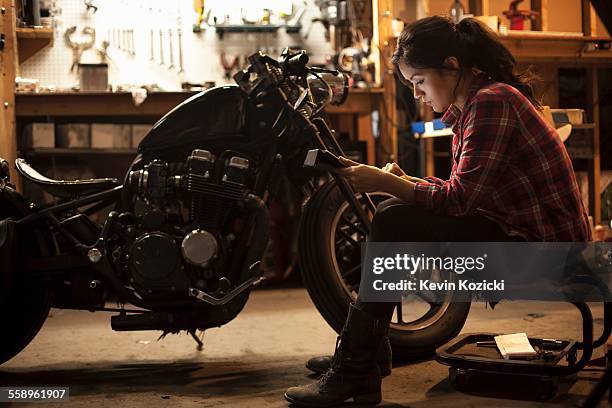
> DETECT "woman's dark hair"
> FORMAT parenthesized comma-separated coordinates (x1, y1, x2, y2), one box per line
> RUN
(392, 16, 541, 109)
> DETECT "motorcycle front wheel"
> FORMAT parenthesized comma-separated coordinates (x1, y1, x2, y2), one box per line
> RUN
(298, 180, 470, 360)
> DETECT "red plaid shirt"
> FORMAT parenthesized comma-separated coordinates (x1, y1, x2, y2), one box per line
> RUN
(413, 78, 591, 242)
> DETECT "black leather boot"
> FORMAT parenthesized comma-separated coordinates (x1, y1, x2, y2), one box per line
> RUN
(284, 304, 390, 407)
(305, 336, 392, 377)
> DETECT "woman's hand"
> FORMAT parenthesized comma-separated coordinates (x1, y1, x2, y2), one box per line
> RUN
(336, 156, 417, 203)
(336, 156, 391, 193)
(381, 161, 427, 183)
(382, 162, 406, 177)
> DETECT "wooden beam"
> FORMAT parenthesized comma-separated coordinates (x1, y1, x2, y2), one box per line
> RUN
(590, 4, 598, 36)
(530, 0, 548, 31)
(586, 67, 601, 225)
(531, 0, 543, 31)
(0, 0, 19, 188)
(375, 0, 397, 164)
(582, 0, 593, 36)
(468, 0, 483, 16)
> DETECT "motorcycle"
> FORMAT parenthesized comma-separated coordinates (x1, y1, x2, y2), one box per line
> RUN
(0, 49, 469, 365)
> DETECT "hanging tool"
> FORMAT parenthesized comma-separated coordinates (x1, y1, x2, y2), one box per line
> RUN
(129, 29, 135, 56)
(149, 29, 155, 61)
(192, 0, 210, 32)
(159, 29, 165, 65)
(64, 26, 96, 73)
(220, 52, 239, 80)
(84, 0, 98, 14)
(97, 40, 110, 63)
(168, 29, 175, 70)
(177, 15, 185, 73)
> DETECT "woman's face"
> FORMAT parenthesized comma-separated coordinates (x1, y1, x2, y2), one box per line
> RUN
(397, 59, 458, 113)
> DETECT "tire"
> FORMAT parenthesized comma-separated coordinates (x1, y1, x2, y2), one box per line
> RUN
(0, 199, 53, 365)
(298, 180, 470, 360)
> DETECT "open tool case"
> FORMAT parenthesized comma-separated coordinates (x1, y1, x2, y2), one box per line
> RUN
(436, 274, 612, 401)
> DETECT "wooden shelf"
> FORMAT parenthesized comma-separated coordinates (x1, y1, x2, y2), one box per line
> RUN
(389, 32, 612, 63)
(16, 27, 54, 63)
(16, 27, 54, 39)
(23, 148, 138, 157)
(214, 24, 301, 37)
(572, 123, 597, 130)
(15, 91, 198, 117)
(14, 88, 384, 117)
(499, 32, 612, 62)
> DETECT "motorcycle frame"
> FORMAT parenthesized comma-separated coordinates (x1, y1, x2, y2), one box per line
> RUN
(6, 56, 377, 316)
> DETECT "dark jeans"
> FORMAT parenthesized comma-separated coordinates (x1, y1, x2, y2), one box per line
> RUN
(354, 198, 523, 319)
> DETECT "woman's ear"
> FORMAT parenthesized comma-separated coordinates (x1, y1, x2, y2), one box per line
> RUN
(442, 56, 460, 71)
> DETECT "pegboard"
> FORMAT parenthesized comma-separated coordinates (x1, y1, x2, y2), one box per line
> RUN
(19, 0, 335, 90)
(18, 0, 100, 89)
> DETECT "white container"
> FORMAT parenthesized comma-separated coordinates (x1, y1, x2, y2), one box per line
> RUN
(91, 124, 131, 149)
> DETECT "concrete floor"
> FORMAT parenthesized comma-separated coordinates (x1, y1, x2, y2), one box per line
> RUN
(1, 287, 609, 407)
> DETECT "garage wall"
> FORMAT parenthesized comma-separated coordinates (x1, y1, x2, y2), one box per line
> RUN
(19, 0, 334, 90)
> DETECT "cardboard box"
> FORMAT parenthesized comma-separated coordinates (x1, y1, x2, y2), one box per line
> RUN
(131, 124, 151, 148)
(23, 123, 55, 148)
(56, 124, 90, 148)
(91, 124, 132, 149)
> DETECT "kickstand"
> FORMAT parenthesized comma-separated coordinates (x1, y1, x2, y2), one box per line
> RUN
(190, 330, 204, 351)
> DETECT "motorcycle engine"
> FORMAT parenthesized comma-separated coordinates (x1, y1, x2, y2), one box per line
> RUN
(116, 149, 256, 298)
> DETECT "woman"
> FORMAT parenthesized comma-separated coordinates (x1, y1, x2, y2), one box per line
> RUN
(284, 15, 591, 407)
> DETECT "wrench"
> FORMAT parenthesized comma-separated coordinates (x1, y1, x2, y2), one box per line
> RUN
(168, 29, 175, 70)
(159, 29, 164, 65)
(150, 29, 155, 61)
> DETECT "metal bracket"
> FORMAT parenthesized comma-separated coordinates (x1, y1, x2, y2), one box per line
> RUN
(189, 263, 264, 306)
(0, 34, 5, 52)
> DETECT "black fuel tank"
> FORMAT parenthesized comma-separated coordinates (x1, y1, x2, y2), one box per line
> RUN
(138, 85, 247, 153)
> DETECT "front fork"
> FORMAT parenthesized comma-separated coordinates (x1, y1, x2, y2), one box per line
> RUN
(309, 117, 375, 235)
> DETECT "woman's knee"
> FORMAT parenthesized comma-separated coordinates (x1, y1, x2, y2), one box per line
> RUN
(375, 197, 405, 216)
(370, 199, 439, 241)
(370, 199, 414, 240)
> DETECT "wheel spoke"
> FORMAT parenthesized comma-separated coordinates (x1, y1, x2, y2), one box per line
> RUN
(341, 212, 367, 236)
(336, 226, 359, 248)
(341, 264, 361, 280)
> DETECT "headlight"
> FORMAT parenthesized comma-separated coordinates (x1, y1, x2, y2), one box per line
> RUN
(307, 70, 349, 107)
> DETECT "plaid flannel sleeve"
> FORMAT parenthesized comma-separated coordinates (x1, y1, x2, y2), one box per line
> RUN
(422, 176, 446, 186)
(413, 97, 517, 216)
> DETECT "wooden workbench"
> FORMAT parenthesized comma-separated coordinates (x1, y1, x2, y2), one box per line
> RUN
(14, 88, 383, 165)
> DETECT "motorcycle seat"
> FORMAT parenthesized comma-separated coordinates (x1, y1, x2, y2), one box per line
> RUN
(15, 159, 120, 198)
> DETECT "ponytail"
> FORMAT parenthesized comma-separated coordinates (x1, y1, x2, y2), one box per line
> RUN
(392, 16, 541, 109)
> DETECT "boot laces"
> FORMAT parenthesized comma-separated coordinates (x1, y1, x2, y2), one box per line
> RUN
(318, 336, 344, 392)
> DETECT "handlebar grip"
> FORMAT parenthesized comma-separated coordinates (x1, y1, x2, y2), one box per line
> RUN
(286, 52, 309, 74)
